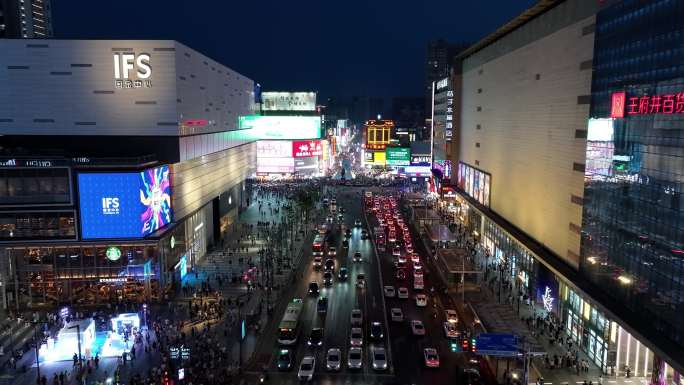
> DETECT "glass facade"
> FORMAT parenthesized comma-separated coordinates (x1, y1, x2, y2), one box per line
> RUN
(581, 0, 684, 349)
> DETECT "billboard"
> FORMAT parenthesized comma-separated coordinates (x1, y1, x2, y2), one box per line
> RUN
(257, 140, 292, 158)
(294, 157, 319, 172)
(457, 162, 490, 207)
(385, 147, 410, 166)
(261, 92, 316, 111)
(292, 140, 322, 157)
(256, 157, 294, 173)
(239, 116, 321, 140)
(78, 165, 173, 239)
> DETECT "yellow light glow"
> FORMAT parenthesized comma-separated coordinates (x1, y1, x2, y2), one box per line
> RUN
(587, 257, 597, 264)
(617, 275, 632, 284)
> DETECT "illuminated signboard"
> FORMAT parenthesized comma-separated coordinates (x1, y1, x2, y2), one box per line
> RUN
(411, 156, 431, 165)
(385, 147, 410, 166)
(292, 140, 323, 157)
(445, 89, 454, 142)
(611, 91, 684, 117)
(403, 166, 432, 175)
(436, 77, 449, 90)
(239, 116, 321, 140)
(78, 165, 172, 239)
(256, 140, 292, 158)
(365, 120, 393, 150)
(457, 162, 490, 207)
(373, 152, 386, 165)
(113, 52, 152, 89)
(256, 157, 294, 173)
(261, 92, 316, 111)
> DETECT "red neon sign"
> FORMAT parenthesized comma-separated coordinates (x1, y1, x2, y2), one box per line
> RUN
(292, 140, 322, 158)
(610, 92, 625, 118)
(183, 119, 208, 126)
(612, 92, 684, 117)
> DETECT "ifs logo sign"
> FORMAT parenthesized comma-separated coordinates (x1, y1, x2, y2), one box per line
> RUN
(113, 52, 152, 89)
(101, 197, 120, 215)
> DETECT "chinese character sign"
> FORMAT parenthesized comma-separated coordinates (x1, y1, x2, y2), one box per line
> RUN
(611, 91, 684, 116)
(445, 90, 454, 141)
(292, 140, 323, 157)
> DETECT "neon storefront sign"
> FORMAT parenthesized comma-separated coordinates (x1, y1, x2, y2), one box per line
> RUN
(611, 91, 684, 118)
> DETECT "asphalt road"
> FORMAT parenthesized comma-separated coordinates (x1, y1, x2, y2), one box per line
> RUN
(252, 184, 479, 384)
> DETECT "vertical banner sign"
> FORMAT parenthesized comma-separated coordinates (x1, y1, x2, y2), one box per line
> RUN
(445, 89, 454, 141)
(610, 92, 626, 118)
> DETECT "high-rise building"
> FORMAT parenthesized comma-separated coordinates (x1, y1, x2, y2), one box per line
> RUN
(424, 40, 468, 138)
(0, 0, 53, 38)
(580, 0, 684, 378)
(452, 0, 684, 378)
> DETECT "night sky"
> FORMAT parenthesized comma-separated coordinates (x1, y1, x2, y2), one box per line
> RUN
(54, 1, 536, 99)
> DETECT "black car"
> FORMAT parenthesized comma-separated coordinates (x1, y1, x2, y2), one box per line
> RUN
(353, 251, 363, 262)
(308, 281, 319, 296)
(361, 230, 369, 240)
(323, 271, 333, 286)
(324, 259, 335, 272)
(277, 349, 293, 371)
(308, 328, 324, 346)
(338, 267, 348, 281)
(343, 240, 349, 248)
(370, 321, 384, 340)
(345, 228, 352, 238)
(317, 297, 328, 313)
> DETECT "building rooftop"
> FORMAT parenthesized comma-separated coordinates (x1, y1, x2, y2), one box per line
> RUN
(457, 0, 561, 60)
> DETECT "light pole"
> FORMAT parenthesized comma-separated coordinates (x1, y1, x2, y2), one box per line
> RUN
(68, 324, 82, 365)
(33, 322, 41, 379)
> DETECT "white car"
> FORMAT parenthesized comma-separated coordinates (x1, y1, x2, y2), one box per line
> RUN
(415, 294, 427, 307)
(348, 347, 363, 369)
(326, 348, 341, 371)
(351, 309, 363, 326)
(397, 287, 409, 299)
(397, 254, 407, 264)
(411, 320, 426, 336)
(350, 327, 364, 347)
(423, 348, 440, 368)
(372, 347, 388, 371)
(390, 308, 403, 322)
(298, 356, 316, 381)
(445, 309, 459, 324)
(383, 286, 396, 298)
(413, 260, 423, 271)
(443, 322, 459, 339)
(410, 253, 420, 263)
(328, 247, 337, 256)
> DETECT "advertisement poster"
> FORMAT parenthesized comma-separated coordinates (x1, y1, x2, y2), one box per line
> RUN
(239, 116, 321, 140)
(261, 92, 316, 111)
(292, 140, 323, 157)
(256, 157, 294, 173)
(78, 165, 172, 239)
(385, 147, 411, 166)
(257, 140, 292, 158)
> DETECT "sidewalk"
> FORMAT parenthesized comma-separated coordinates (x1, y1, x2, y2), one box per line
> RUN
(409, 195, 651, 385)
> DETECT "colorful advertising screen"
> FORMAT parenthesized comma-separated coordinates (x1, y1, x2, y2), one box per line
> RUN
(78, 165, 172, 239)
(292, 140, 323, 157)
(386, 147, 410, 166)
(239, 116, 321, 140)
(457, 162, 490, 207)
(257, 140, 292, 158)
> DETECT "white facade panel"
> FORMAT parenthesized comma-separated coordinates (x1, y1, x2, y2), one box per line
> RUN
(171, 142, 255, 220)
(460, 15, 594, 268)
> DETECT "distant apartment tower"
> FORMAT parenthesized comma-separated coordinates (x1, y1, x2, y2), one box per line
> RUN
(424, 39, 467, 137)
(0, 0, 53, 38)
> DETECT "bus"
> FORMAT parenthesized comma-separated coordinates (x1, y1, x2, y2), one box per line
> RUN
(312, 234, 325, 255)
(278, 298, 304, 345)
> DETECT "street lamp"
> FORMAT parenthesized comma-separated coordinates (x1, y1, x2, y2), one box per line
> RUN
(68, 324, 82, 365)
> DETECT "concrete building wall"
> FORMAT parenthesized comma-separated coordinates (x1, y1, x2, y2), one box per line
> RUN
(0, 40, 254, 138)
(460, 12, 595, 269)
(174, 42, 254, 136)
(171, 142, 255, 221)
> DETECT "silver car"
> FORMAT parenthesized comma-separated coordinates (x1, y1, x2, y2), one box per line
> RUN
(348, 346, 363, 369)
(326, 348, 341, 371)
(371, 347, 388, 371)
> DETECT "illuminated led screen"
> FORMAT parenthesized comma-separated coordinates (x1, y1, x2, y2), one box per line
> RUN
(239, 116, 321, 140)
(78, 165, 172, 239)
